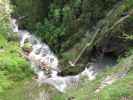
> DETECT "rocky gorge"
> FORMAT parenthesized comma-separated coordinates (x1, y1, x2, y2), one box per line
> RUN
(0, 0, 133, 100)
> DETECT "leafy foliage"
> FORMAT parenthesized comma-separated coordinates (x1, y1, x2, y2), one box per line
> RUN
(1, 0, 132, 98)
(10, 0, 50, 30)
(35, 19, 65, 53)
(0, 0, 33, 93)
(11, 0, 119, 54)
(0, 42, 33, 93)
(54, 48, 133, 100)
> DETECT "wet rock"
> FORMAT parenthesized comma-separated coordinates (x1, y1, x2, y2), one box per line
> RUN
(60, 64, 85, 76)
(68, 96, 76, 100)
(39, 62, 49, 71)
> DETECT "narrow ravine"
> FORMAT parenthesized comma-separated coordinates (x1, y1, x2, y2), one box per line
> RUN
(0, 0, 132, 100)
(11, 18, 97, 93)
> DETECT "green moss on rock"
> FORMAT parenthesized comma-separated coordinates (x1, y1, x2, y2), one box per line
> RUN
(22, 43, 32, 52)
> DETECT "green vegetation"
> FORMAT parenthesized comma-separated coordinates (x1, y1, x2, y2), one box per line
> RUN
(11, 0, 120, 54)
(63, 73, 133, 100)
(0, 34, 7, 48)
(54, 48, 133, 100)
(10, 0, 50, 30)
(0, 0, 33, 95)
(0, 0, 132, 100)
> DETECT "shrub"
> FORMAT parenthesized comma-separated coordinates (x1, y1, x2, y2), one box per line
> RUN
(0, 42, 33, 93)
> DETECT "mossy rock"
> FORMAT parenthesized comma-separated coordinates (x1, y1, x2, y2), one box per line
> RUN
(60, 64, 85, 76)
(8, 32, 19, 41)
(22, 43, 32, 52)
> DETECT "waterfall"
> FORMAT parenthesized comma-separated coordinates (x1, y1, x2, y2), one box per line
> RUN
(11, 18, 96, 92)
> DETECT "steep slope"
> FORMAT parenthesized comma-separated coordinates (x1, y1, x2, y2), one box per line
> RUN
(0, 0, 32, 95)
(0, 0, 132, 100)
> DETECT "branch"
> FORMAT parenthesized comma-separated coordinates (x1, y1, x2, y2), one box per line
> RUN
(70, 13, 131, 66)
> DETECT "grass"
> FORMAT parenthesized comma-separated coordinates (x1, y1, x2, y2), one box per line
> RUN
(53, 48, 133, 100)
(0, 41, 33, 93)
(0, 0, 33, 95)
(0, 34, 7, 48)
(93, 72, 133, 100)
(0, 79, 32, 100)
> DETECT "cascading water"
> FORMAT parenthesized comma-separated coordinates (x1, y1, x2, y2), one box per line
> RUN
(11, 18, 97, 93)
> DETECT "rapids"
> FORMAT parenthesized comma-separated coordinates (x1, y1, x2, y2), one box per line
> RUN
(11, 18, 96, 92)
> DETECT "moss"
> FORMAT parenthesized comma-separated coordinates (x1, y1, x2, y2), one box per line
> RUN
(22, 42, 32, 52)
(0, 34, 7, 48)
(8, 32, 19, 41)
(0, 42, 33, 92)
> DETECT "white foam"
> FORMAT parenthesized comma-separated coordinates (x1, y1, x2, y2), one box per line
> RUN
(11, 18, 96, 93)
